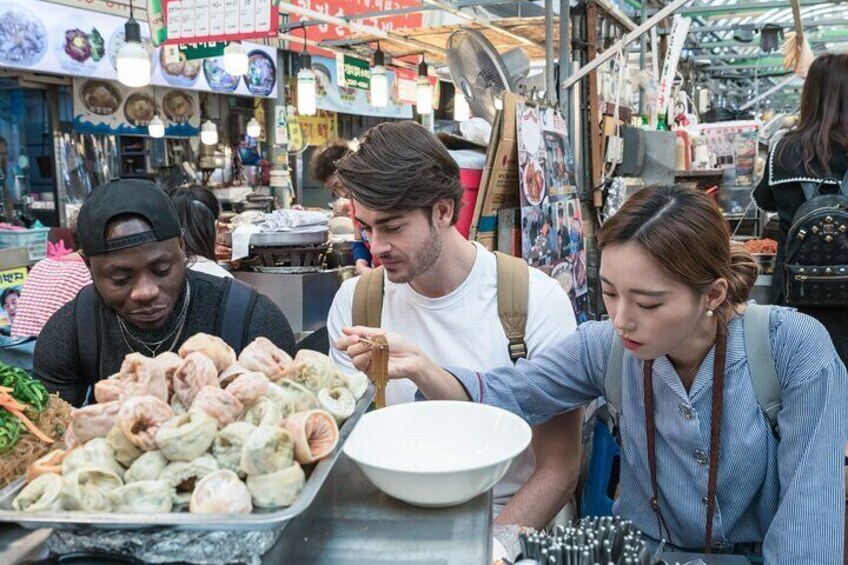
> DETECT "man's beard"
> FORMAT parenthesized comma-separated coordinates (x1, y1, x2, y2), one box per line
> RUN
(384, 225, 443, 284)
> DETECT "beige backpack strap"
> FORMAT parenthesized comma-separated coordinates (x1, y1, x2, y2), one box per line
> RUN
(494, 252, 530, 362)
(352, 266, 385, 328)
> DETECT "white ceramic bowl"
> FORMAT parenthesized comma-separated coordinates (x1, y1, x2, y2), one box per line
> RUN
(343, 401, 532, 507)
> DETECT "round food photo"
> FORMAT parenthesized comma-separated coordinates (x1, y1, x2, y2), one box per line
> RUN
(159, 48, 201, 87)
(521, 157, 545, 206)
(245, 50, 276, 96)
(124, 92, 158, 127)
(0, 4, 47, 66)
(162, 90, 195, 124)
(53, 16, 106, 74)
(203, 57, 240, 93)
(80, 80, 122, 116)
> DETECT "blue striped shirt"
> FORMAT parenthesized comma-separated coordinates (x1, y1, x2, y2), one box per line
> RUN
(448, 306, 847, 563)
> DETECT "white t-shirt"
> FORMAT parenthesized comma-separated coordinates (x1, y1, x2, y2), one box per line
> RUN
(327, 242, 577, 511)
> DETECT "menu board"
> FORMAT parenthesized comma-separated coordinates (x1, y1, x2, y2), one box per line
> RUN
(161, 0, 279, 45)
(0, 0, 278, 98)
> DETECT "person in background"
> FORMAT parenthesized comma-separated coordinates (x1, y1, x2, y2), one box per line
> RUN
(168, 185, 232, 279)
(2, 287, 20, 325)
(327, 121, 583, 532)
(754, 53, 848, 365)
(311, 140, 375, 275)
(12, 212, 92, 338)
(340, 186, 848, 563)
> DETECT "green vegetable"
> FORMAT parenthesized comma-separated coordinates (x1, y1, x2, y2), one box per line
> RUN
(0, 364, 49, 413)
(90, 28, 105, 62)
(0, 410, 23, 452)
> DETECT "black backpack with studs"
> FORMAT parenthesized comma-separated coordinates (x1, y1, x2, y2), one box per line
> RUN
(783, 170, 848, 307)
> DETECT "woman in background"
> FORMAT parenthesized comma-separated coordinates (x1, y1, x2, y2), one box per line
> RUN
(168, 185, 232, 279)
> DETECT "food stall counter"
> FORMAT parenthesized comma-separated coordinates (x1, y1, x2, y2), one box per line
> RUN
(0, 453, 493, 564)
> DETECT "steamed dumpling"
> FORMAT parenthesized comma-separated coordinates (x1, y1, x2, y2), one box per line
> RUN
(283, 410, 339, 465)
(191, 386, 243, 428)
(118, 353, 168, 402)
(280, 360, 347, 394)
(60, 467, 123, 511)
(344, 371, 369, 400)
(272, 380, 318, 413)
(173, 352, 219, 407)
(317, 387, 356, 424)
(225, 371, 269, 407)
(219, 363, 250, 388)
(178, 333, 237, 374)
(155, 351, 182, 396)
(70, 401, 120, 444)
(93, 374, 123, 404)
(294, 349, 368, 399)
(62, 438, 124, 479)
(238, 337, 293, 379)
(246, 463, 305, 508)
(26, 449, 67, 483)
(156, 410, 218, 462)
(240, 425, 295, 476)
(160, 454, 219, 506)
(242, 397, 284, 427)
(125, 450, 169, 483)
(212, 422, 255, 477)
(105, 424, 142, 467)
(13, 473, 64, 512)
(118, 395, 174, 451)
(189, 470, 253, 514)
(108, 480, 174, 513)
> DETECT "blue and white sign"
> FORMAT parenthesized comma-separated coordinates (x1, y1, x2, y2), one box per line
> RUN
(312, 55, 413, 119)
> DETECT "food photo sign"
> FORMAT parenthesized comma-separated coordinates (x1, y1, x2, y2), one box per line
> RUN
(0, 0, 277, 99)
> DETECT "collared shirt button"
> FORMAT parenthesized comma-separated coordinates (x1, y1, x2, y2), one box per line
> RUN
(693, 449, 709, 464)
(679, 403, 694, 420)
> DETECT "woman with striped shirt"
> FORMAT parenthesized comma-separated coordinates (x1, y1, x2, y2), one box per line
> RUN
(338, 186, 848, 563)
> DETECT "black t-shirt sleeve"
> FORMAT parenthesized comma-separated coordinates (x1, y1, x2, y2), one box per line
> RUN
(246, 294, 297, 356)
(32, 300, 88, 408)
(753, 170, 777, 212)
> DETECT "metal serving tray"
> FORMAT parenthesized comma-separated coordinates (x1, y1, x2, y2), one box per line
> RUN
(0, 386, 375, 532)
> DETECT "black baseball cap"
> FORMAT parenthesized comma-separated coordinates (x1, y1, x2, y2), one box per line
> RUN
(78, 179, 183, 257)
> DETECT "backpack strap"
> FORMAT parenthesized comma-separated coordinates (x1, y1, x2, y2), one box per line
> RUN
(494, 252, 529, 362)
(602, 331, 625, 433)
(219, 278, 257, 352)
(799, 181, 819, 201)
(352, 266, 385, 328)
(840, 168, 848, 197)
(74, 284, 100, 405)
(743, 304, 781, 437)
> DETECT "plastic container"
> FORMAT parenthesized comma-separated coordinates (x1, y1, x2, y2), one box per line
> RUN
(457, 168, 484, 239)
(0, 228, 49, 263)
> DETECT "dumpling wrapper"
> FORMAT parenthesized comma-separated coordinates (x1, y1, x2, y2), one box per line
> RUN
(225, 372, 269, 408)
(171, 394, 187, 416)
(190, 386, 243, 428)
(293, 350, 368, 400)
(173, 352, 219, 407)
(93, 374, 122, 404)
(344, 371, 369, 401)
(283, 410, 339, 465)
(279, 360, 347, 394)
(242, 397, 284, 427)
(317, 387, 356, 425)
(293, 349, 333, 366)
(70, 401, 120, 444)
(219, 362, 249, 388)
(118, 395, 174, 451)
(156, 410, 218, 462)
(160, 454, 219, 506)
(189, 469, 253, 514)
(212, 422, 255, 477)
(13, 473, 64, 512)
(178, 332, 237, 374)
(240, 425, 295, 476)
(108, 480, 174, 513)
(238, 337, 293, 380)
(118, 353, 168, 402)
(125, 450, 169, 483)
(62, 438, 124, 479)
(246, 463, 305, 508)
(154, 351, 182, 396)
(26, 449, 67, 483)
(272, 380, 318, 413)
(60, 467, 123, 512)
(105, 424, 142, 467)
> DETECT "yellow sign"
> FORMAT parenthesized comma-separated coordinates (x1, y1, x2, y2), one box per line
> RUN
(299, 111, 338, 147)
(287, 106, 304, 152)
(0, 267, 27, 289)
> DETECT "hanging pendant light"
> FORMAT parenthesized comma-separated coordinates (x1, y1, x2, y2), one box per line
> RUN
(148, 115, 165, 138)
(370, 43, 388, 108)
(223, 42, 249, 76)
(116, 0, 150, 87)
(416, 57, 432, 115)
(246, 117, 261, 138)
(201, 120, 218, 145)
(296, 26, 317, 116)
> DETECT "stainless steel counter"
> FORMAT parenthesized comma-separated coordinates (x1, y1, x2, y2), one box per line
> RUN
(0, 453, 493, 564)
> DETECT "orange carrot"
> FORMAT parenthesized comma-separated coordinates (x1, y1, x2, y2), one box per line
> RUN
(0, 391, 54, 444)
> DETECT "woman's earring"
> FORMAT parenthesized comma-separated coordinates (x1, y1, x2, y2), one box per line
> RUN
(706, 310, 715, 318)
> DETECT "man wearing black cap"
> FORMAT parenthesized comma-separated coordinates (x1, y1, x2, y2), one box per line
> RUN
(33, 179, 296, 407)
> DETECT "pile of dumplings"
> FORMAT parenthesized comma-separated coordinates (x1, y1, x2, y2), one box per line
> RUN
(12, 334, 368, 515)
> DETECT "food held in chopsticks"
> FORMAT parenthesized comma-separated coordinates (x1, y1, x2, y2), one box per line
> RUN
(366, 334, 390, 409)
(11, 333, 366, 515)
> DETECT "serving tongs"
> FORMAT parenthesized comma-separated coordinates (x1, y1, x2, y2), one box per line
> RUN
(361, 335, 389, 409)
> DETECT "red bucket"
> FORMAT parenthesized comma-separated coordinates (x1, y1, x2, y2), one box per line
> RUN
(457, 168, 484, 239)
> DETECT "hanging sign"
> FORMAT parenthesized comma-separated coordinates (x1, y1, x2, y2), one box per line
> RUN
(656, 14, 691, 120)
(336, 54, 371, 91)
(180, 41, 227, 60)
(394, 67, 418, 105)
(299, 111, 338, 147)
(161, 0, 279, 45)
(311, 55, 412, 119)
(274, 105, 288, 146)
